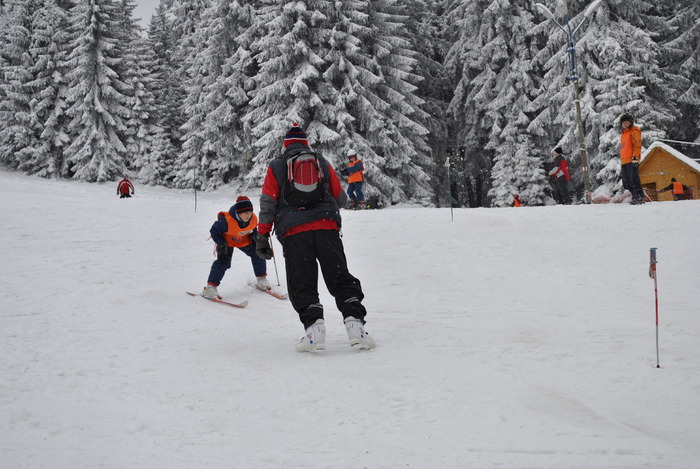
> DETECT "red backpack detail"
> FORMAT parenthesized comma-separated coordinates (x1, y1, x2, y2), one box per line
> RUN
(282, 151, 326, 209)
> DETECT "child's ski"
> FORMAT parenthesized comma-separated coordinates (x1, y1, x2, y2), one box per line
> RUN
(248, 283, 288, 300)
(186, 291, 248, 308)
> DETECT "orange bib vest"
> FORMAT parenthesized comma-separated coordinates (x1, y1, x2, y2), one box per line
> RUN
(348, 159, 364, 183)
(620, 126, 641, 165)
(672, 181, 684, 195)
(513, 199, 521, 207)
(220, 212, 257, 247)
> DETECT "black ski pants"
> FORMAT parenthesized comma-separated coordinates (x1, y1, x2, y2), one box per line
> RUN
(281, 229, 367, 329)
(621, 163, 644, 201)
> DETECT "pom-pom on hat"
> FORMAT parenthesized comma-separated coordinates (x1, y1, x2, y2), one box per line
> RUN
(283, 122, 309, 148)
(232, 195, 253, 214)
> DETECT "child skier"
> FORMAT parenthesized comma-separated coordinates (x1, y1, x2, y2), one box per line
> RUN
(202, 196, 270, 299)
(340, 150, 365, 209)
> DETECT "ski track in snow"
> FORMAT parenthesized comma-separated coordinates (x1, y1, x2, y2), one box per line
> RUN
(1, 170, 699, 468)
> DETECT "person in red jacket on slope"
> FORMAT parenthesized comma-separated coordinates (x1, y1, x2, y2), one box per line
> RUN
(548, 147, 570, 205)
(117, 176, 134, 198)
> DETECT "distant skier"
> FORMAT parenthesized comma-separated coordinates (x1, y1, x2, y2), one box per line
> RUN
(117, 176, 134, 198)
(340, 150, 365, 209)
(659, 178, 688, 201)
(619, 113, 644, 204)
(202, 196, 270, 300)
(512, 194, 522, 207)
(256, 123, 375, 352)
(548, 147, 570, 205)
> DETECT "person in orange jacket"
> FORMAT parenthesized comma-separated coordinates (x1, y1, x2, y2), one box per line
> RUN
(340, 150, 365, 209)
(619, 113, 644, 204)
(202, 196, 270, 299)
(512, 194, 522, 207)
(117, 176, 134, 198)
(659, 178, 688, 201)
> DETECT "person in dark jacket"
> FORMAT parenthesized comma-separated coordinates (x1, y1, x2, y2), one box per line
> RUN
(117, 176, 134, 198)
(202, 196, 270, 299)
(659, 178, 688, 201)
(548, 147, 570, 204)
(256, 123, 375, 352)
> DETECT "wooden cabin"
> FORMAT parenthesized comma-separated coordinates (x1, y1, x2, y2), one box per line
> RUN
(639, 142, 700, 201)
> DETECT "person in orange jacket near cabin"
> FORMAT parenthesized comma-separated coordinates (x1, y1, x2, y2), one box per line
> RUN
(659, 178, 688, 201)
(619, 113, 644, 204)
(202, 196, 270, 299)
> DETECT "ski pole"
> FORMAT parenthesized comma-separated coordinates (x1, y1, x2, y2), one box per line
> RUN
(270, 233, 281, 286)
(445, 157, 453, 221)
(649, 247, 660, 368)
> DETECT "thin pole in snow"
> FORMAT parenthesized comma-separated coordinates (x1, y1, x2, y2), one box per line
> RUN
(445, 157, 453, 221)
(649, 247, 660, 368)
(193, 164, 198, 213)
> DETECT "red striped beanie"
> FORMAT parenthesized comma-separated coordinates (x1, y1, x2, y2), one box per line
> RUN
(283, 122, 308, 148)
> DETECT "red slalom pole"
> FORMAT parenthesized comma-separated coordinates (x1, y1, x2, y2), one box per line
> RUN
(649, 248, 660, 368)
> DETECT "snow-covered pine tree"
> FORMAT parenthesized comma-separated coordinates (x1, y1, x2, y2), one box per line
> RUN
(0, 0, 40, 170)
(361, 0, 434, 204)
(174, 0, 256, 191)
(114, 0, 176, 186)
(401, 0, 451, 206)
(114, 0, 148, 169)
(22, 0, 71, 178)
(62, 0, 131, 181)
(446, 0, 547, 207)
(145, 2, 185, 164)
(243, 0, 433, 205)
(444, 0, 500, 206)
(165, 0, 213, 190)
(664, 2, 700, 158)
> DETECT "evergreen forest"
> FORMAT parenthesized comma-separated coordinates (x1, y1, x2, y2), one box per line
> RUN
(1, 0, 698, 207)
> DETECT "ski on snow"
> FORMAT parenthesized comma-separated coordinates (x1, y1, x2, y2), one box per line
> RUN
(186, 291, 248, 308)
(248, 283, 288, 300)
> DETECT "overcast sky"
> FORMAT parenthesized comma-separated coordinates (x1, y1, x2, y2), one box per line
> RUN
(133, 0, 159, 28)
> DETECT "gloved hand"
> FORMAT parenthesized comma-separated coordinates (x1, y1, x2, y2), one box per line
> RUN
(256, 234, 273, 260)
(218, 244, 232, 258)
(249, 231, 258, 244)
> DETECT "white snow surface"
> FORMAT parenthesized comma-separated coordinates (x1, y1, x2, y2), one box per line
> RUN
(1, 170, 699, 469)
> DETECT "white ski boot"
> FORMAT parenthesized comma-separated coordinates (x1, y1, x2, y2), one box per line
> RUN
(202, 284, 220, 299)
(256, 275, 271, 291)
(295, 319, 326, 352)
(344, 317, 376, 350)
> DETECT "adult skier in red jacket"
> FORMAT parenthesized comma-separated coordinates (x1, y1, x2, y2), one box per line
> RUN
(255, 123, 375, 352)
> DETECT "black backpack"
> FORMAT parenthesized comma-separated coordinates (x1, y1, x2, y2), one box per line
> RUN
(282, 150, 327, 208)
